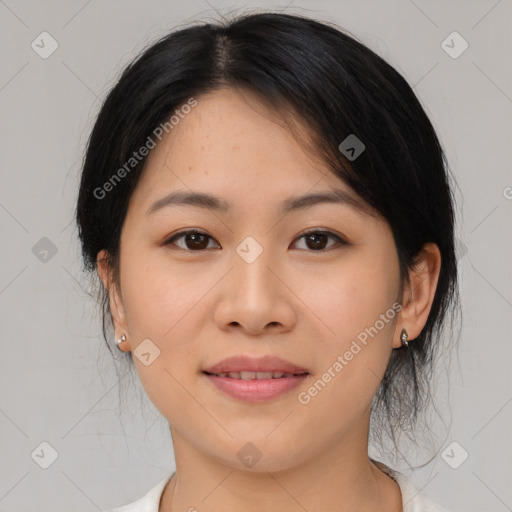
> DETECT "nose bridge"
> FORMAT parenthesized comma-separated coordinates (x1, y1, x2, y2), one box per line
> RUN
(211, 233, 297, 335)
(232, 235, 276, 302)
(215, 237, 294, 335)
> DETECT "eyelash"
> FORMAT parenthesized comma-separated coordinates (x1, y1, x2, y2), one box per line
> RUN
(163, 229, 347, 252)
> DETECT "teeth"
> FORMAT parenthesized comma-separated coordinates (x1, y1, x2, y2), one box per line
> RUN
(214, 371, 297, 379)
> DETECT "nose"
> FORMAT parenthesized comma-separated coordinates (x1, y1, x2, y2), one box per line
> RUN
(213, 250, 297, 336)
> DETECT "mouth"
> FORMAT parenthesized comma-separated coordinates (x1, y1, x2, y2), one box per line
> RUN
(202, 370, 308, 380)
(202, 354, 309, 375)
(202, 355, 310, 402)
(202, 369, 309, 403)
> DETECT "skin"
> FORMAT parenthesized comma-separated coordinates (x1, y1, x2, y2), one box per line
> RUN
(97, 87, 441, 512)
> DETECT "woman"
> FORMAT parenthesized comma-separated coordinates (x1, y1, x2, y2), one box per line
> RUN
(76, 11, 458, 512)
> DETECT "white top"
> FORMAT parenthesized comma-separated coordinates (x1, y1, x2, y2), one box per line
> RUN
(104, 460, 450, 512)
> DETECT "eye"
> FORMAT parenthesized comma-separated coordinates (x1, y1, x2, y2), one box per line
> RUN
(164, 230, 220, 251)
(164, 229, 347, 252)
(292, 230, 346, 251)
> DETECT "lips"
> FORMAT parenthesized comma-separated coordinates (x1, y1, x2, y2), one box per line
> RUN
(202, 355, 309, 402)
(203, 355, 309, 376)
(209, 371, 299, 380)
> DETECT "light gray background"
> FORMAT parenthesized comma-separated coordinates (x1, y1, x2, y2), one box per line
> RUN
(0, 0, 511, 511)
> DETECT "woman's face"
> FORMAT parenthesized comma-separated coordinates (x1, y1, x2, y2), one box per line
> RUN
(101, 87, 404, 471)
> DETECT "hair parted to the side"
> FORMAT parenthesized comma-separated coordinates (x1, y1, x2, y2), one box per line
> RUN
(75, 11, 460, 462)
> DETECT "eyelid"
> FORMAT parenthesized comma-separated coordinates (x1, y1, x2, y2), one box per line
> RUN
(292, 228, 347, 250)
(164, 229, 219, 250)
(295, 228, 347, 242)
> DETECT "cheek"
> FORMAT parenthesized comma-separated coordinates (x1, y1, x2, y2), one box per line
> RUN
(121, 248, 208, 336)
(119, 248, 214, 377)
(296, 252, 398, 400)
(119, 254, 205, 417)
(299, 252, 397, 343)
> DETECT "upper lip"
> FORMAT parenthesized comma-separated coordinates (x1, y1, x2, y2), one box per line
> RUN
(203, 355, 309, 375)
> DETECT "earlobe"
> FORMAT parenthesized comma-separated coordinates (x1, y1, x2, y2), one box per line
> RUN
(394, 242, 441, 348)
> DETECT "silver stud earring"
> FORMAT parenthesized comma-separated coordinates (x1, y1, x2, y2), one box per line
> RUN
(400, 328, 409, 348)
(115, 334, 126, 350)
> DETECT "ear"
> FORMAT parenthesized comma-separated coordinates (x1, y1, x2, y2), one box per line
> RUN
(96, 249, 130, 351)
(393, 242, 441, 348)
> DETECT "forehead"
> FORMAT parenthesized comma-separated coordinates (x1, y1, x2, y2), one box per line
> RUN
(128, 87, 369, 217)
(149, 88, 318, 172)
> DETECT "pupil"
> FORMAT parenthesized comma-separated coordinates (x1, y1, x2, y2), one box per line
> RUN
(307, 233, 327, 250)
(187, 233, 207, 250)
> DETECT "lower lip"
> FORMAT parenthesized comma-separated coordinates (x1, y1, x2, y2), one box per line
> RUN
(203, 372, 308, 403)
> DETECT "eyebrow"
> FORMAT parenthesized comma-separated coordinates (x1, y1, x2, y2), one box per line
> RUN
(145, 189, 372, 217)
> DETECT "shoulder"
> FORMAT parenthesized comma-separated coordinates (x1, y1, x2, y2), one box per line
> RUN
(371, 459, 451, 512)
(102, 474, 172, 512)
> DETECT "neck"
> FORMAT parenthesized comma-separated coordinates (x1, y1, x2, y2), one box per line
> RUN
(159, 426, 402, 512)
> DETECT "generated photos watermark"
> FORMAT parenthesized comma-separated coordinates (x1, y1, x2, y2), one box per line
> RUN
(298, 301, 402, 405)
(93, 97, 198, 200)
